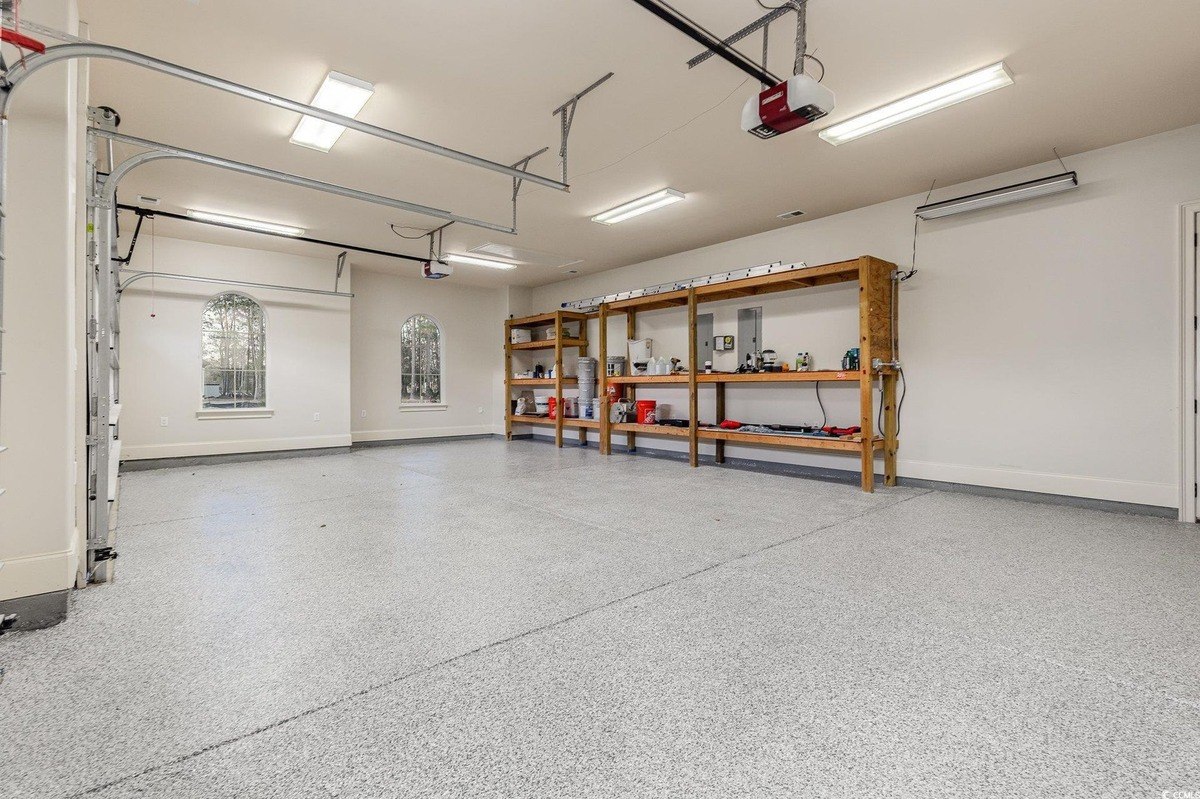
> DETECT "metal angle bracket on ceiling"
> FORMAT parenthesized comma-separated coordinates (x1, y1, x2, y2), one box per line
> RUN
(560, 261, 808, 312)
(553, 72, 614, 184)
(686, 0, 808, 83)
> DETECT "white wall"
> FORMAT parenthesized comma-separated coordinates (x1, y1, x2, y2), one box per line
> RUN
(119, 236, 352, 459)
(0, 0, 86, 604)
(530, 125, 1200, 508)
(351, 269, 506, 442)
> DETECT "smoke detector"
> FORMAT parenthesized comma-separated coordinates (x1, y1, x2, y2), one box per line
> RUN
(777, 209, 805, 219)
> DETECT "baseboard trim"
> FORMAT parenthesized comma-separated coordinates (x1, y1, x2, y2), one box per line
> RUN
(120, 446, 351, 472)
(531, 436, 1176, 519)
(352, 434, 499, 449)
(0, 589, 70, 630)
(122, 434, 353, 461)
(352, 425, 496, 443)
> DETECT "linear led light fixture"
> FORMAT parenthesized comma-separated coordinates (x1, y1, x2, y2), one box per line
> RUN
(561, 261, 807, 312)
(592, 188, 686, 225)
(819, 62, 1013, 146)
(441, 253, 518, 270)
(186, 209, 305, 236)
(290, 71, 375, 152)
(915, 171, 1078, 220)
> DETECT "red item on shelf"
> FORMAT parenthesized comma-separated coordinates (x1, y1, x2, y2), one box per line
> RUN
(718, 420, 742, 429)
(606, 384, 623, 402)
(547, 397, 557, 420)
(635, 399, 657, 425)
(822, 425, 861, 437)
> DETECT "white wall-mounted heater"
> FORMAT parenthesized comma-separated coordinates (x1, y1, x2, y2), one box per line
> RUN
(915, 171, 1078, 220)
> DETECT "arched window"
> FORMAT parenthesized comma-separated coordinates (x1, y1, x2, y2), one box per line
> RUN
(401, 314, 443, 405)
(201, 293, 267, 409)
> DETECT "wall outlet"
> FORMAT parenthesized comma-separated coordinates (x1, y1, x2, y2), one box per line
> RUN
(313, 412, 321, 422)
(477, 406, 483, 414)
(361, 410, 367, 418)
(159, 416, 169, 427)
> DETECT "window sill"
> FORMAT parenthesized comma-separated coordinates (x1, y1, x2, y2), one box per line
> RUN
(399, 404, 447, 412)
(196, 408, 275, 420)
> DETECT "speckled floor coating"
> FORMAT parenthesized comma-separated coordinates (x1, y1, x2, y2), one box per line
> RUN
(1, 439, 1198, 798)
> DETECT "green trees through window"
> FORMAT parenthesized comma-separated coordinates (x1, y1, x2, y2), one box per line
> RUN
(202, 293, 266, 409)
(401, 314, 442, 404)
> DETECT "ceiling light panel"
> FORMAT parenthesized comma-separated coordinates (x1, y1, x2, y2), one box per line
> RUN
(592, 188, 686, 225)
(290, 71, 375, 152)
(186, 210, 306, 236)
(442, 253, 518, 270)
(819, 62, 1013, 146)
(469, 243, 583, 269)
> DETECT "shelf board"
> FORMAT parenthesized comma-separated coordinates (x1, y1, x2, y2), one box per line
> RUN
(509, 338, 588, 351)
(611, 422, 691, 438)
(510, 377, 579, 387)
(508, 310, 589, 328)
(697, 370, 861, 384)
(605, 258, 865, 312)
(698, 428, 885, 452)
(508, 415, 599, 429)
(607, 374, 689, 385)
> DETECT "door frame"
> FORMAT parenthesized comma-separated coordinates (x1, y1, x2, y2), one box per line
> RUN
(1178, 201, 1200, 522)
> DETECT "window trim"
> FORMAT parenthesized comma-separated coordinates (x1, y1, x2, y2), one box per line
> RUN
(399, 312, 446, 409)
(200, 291, 269, 413)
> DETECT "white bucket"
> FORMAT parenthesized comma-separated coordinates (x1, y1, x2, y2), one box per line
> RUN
(627, 338, 652, 363)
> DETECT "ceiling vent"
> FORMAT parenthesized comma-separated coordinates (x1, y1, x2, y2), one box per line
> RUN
(777, 209, 805, 219)
(136, 195, 161, 205)
(470, 243, 582, 269)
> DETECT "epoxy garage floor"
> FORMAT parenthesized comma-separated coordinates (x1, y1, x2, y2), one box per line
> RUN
(2, 440, 1199, 798)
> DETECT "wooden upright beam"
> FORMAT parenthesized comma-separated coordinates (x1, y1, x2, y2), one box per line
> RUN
(504, 319, 513, 441)
(687, 288, 699, 468)
(598, 303, 610, 455)
(626, 310, 637, 453)
(554, 311, 564, 448)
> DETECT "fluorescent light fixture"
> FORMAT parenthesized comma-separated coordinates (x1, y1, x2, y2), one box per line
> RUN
(186, 210, 306, 237)
(290, 71, 375, 152)
(819, 62, 1013, 146)
(914, 171, 1078, 220)
(442, 253, 518, 270)
(592, 188, 686, 225)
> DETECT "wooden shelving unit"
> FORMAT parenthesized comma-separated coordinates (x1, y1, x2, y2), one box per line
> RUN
(504, 256, 900, 492)
(504, 310, 591, 448)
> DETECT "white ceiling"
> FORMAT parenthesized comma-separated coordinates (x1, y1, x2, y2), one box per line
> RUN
(70, 0, 1200, 288)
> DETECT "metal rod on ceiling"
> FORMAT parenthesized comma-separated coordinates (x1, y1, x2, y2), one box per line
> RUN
(0, 42, 570, 192)
(117, 269, 354, 298)
(117, 204, 430, 265)
(91, 128, 517, 234)
(628, 0, 779, 86)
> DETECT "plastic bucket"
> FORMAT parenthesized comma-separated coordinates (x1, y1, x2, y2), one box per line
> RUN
(635, 399, 657, 425)
(534, 397, 549, 415)
(628, 338, 652, 362)
(577, 357, 597, 403)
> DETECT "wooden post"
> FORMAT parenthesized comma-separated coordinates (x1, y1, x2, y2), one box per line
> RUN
(554, 311, 564, 448)
(598, 303, 610, 455)
(857, 256, 877, 492)
(626, 310, 637, 453)
(883, 372, 898, 487)
(504, 319, 513, 441)
(578, 331, 588, 447)
(714, 382, 725, 464)
(687, 288, 699, 468)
